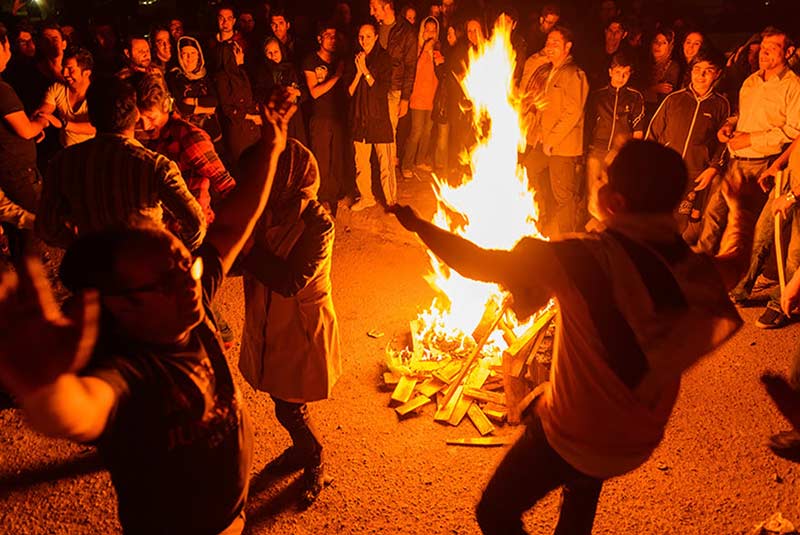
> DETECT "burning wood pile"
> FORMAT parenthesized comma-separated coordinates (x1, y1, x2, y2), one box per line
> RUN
(380, 21, 555, 441)
(384, 301, 556, 437)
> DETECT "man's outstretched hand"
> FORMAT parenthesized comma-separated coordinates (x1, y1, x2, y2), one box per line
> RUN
(0, 250, 99, 398)
(387, 204, 424, 233)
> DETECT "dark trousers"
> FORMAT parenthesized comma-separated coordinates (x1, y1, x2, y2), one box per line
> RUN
(309, 115, 346, 206)
(0, 166, 41, 259)
(522, 146, 581, 235)
(476, 416, 603, 535)
(273, 398, 323, 467)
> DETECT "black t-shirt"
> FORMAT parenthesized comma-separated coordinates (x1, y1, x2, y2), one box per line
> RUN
(86, 244, 253, 535)
(302, 52, 346, 120)
(0, 78, 37, 174)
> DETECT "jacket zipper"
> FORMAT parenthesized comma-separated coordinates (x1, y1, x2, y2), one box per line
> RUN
(607, 87, 619, 152)
(683, 90, 701, 158)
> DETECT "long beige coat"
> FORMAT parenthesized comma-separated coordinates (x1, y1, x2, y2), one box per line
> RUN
(238, 140, 341, 403)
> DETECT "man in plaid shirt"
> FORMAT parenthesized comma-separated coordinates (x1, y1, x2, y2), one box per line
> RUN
(135, 73, 236, 226)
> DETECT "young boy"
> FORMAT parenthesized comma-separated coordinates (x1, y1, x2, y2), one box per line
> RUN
(646, 49, 730, 243)
(390, 140, 744, 534)
(584, 53, 644, 220)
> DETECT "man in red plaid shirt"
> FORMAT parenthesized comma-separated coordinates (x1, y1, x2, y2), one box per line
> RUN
(135, 73, 236, 226)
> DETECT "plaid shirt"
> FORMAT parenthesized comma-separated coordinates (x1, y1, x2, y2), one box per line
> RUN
(147, 118, 236, 224)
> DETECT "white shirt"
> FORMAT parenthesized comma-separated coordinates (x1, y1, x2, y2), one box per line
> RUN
(44, 82, 93, 147)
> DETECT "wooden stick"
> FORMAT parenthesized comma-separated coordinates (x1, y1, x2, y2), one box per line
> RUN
(439, 299, 510, 408)
(775, 170, 787, 293)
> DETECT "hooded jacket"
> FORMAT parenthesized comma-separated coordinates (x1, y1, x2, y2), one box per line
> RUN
(166, 37, 221, 141)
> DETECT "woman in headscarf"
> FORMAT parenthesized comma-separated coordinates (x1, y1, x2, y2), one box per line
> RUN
(166, 36, 222, 145)
(250, 37, 308, 146)
(637, 27, 679, 121)
(237, 139, 341, 508)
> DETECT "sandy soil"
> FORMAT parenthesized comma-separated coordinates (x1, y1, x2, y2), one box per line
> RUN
(1, 175, 799, 535)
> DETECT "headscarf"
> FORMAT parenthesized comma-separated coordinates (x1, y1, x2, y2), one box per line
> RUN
(177, 36, 207, 81)
(266, 139, 320, 229)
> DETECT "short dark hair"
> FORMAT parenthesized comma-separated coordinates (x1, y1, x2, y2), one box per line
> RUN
(216, 2, 237, 17)
(541, 4, 560, 17)
(607, 140, 687, 214)
(549, 24, 574, 45)
(605, 18, 625, 31)
(610, 52, 633, 69)
(87, 76, 138, 133)
(60, 223, 172, 294)
(271, 8, 290, 22)
(761, 26, 795, 51)
(64, 47, 94, 71)
(123, 34, 148, 51)
(690, 48, 724, 70)
(38, 20, 63, 38)
(14, 21, 35, 39)
(136, 72, 170, 112)
(317, 20, 337, 38)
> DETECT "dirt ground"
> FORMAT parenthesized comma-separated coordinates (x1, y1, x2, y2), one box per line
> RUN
(2, 174, 800, 535)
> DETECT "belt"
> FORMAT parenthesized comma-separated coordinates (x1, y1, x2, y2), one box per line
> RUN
(731, 155, 777, 162)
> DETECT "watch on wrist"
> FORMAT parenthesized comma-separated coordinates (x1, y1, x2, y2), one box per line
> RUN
(787, 191, 797, 204)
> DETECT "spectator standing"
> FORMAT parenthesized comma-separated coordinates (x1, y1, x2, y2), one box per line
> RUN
(168, 18, 185, 42)
(526, 4, 560, 56)
(637, 28, 679, 121)
(348, 23, 396, 210)
(238, 139, 341, 508)
(678, 30, 705, 87)
(302, 23, 347, 213)
(521, 26, 589, 236)
(370, 0, 417, 169)
(0, 23, 59, 257)
(89, 19, 122, 77)
(696, 28, 800, 261)
(271, 9, 302, 64)
(646, 50, 729, 241)
(585, 19, 629, 89)
(584, 53, 644, 211)
(167, 36, 222, 146)
(214, 39, 262, 171)
(251, 37, 307, 146)
(11, 21, 66, 114)
(150, 26, 175, 73)
(209, 4, 248, 73)
(35, 47, 96, 148)
(401, 16, 442, 179)
(116, 35, 155, 85)
(36, 77, 205, 250)
(2, 22, 36, 90)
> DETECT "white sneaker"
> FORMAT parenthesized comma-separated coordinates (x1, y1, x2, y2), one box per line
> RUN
(350, 199, 377, 212)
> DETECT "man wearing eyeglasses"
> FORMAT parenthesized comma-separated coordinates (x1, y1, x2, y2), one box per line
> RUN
(0, 94, 296, 535)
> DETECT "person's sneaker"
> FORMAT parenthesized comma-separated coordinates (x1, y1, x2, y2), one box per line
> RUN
(299, 463, 332, 509)
(350, 199, 376, 212)
(755, 304, 789, 329)
(264, 447, 304, 476)
(769, 430, 800, 461)
(415, 163, 432, 172)
(401, 168, 413, 179)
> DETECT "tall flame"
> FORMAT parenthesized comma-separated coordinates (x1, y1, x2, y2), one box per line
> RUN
(408, 21, 543, 363)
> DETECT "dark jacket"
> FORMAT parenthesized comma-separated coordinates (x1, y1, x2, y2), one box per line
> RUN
(646, 86, 730, 180)
(167, 69, 222, 142)
(349, 45, 394, 144)
(385, 18, 418, 100)
(586, 84, 645, 152)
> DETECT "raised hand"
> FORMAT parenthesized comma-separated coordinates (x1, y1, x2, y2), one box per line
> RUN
(0, 248, 99, 398)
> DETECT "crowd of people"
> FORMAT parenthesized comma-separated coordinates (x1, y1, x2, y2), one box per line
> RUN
(0, 0, 800, 534)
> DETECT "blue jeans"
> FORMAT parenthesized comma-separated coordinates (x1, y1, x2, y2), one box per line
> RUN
(402, 109, 434, 172)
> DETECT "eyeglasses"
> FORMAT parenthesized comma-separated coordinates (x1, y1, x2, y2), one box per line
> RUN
(106, 256, 203, 297)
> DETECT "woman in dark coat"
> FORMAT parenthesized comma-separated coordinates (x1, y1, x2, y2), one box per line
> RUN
(214, 40, 261, 171)
(250, 37, 307, 146)
(166, 36, 223, 145)
(347, 23, 395, 210)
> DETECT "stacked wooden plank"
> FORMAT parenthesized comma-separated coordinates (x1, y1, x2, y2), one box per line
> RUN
(383, 304, 558, 440)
